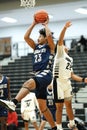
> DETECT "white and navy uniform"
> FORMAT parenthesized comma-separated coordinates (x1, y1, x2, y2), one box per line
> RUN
(21, 92, 39, 122)
(32, 44, 54, 99)
(53, 45, 73, 102)
(42, 87, 56, 121)
(0, 76, 8, 117)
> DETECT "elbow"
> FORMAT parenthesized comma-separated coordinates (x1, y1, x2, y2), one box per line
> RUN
(24, 35, 28, 42)
(24, 35, 27, 40)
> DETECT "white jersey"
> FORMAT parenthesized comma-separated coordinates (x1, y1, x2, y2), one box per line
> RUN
(53, 45, 73, 80)
(21, 92, 39, 113)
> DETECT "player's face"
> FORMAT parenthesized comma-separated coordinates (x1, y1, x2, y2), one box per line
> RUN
(38, 34, 47, 44)
(64, 46, 69, 54)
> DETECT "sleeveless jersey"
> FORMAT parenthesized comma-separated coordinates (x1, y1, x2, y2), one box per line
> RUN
(53, 45, 73, 79)
(0, 76, 8, 117)
(0, 76, 8, 99)
(46, 87, 56, 110)
(21, 92, 39, 113)
(33, 44, 54, 72)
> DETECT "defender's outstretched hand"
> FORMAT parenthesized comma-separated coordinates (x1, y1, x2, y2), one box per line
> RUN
(64, 21, 72, 28)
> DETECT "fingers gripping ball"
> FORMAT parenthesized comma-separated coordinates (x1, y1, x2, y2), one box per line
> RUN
(34, 9, 49, 23)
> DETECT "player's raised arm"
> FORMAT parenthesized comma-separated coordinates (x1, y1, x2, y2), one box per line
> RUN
(24, 20, 38, 50)
(58, 21, 72, 46)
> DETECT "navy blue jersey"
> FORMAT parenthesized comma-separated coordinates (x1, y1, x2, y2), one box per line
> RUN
(46, 88, 56, 110)
(33, 44, 54, 72)
(0, 76, 8, 100)
(0, 76, 8, 117)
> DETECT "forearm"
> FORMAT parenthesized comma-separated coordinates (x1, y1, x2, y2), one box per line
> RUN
(58, 26, 67, 46)
(45, 24, 55, 52)
(45, 24, 52, 37)
(24, 22, 35, 39)
(71, 73, 84, 82)
(58, 21, 72, 46)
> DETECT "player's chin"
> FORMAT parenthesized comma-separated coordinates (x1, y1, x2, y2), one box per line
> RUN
(38, 41, 42, 44)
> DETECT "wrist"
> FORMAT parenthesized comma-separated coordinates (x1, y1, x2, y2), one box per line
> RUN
(64, 26, 67, 29)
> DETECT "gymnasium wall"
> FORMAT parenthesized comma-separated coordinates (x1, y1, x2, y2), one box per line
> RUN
(0, 18, 87, 57)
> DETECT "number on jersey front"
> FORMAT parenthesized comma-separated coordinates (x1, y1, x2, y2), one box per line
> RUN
(0, 89, 4, 97)
(66, 62, 72, 70)
(35, 54, 42, 63)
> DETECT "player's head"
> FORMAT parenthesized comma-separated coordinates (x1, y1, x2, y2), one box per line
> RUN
(55, 44, 69, 54)
(39, 28, 46, 37)
(38, 28, 47, 44)
(38, 28, 54, 45)
(64, 46, 69, 54)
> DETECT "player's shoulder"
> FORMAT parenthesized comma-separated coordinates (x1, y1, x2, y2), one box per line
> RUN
(69, 55, 73, 62)
(3, 75, 10, 80)
(6, 76, 10, 81)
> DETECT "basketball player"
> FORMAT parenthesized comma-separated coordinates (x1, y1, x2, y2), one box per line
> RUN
(0, 19, 57, 130)
(0, 67, 11, 130)
(53, 21, 87, 130)
(21, 92, 39, 130)
(39, 83, 56, 130)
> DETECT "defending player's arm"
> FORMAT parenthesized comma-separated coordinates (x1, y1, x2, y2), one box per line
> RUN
(24, 20, 38, 50)
(71, 72, 87, 83)
(55, 21, 72, 57)
(58, 21, 72, 46)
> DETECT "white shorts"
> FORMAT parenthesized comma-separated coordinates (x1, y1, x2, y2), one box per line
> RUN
(23, 110, 37, 122)
(53, 78, 73, 102)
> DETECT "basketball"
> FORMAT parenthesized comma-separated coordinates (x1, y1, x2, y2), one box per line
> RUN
(34, 9, 49, 23)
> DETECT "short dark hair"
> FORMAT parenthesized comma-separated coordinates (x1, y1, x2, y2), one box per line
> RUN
(39, 28, 46, 37)
(39, 28, 54, 38)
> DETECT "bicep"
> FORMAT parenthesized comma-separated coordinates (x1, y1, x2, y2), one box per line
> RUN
(25, 37, 36, 50)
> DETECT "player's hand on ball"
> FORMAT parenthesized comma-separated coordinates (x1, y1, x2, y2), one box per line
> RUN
(42, 18, 49, 26)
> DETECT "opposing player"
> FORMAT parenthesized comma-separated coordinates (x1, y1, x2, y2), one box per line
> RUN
(0, 67, 11, 130)
(53, 21, 87, 130)
(0, 18, 57, 130)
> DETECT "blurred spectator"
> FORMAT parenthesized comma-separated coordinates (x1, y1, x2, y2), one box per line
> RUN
(7, 110, 18, 130)
(75, 117, 87, 130)
(0, 67, 11, 130)
(77, 35, 87, 52)
(70, 39, 77, 52)
(21, 92, 40, 130)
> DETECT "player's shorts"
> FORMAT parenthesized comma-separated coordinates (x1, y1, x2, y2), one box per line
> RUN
(53, 77, 73, 103)
(23, 110, 37, 123)
(0, 106, 8, 117)
(41, 108, 56, 121)
(32, 70, 52, 99)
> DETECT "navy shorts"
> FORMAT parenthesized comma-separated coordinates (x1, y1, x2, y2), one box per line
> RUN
(33, 70, 52, 99)
(0, 106, 8, 117)
(41, 108, 56, 121)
